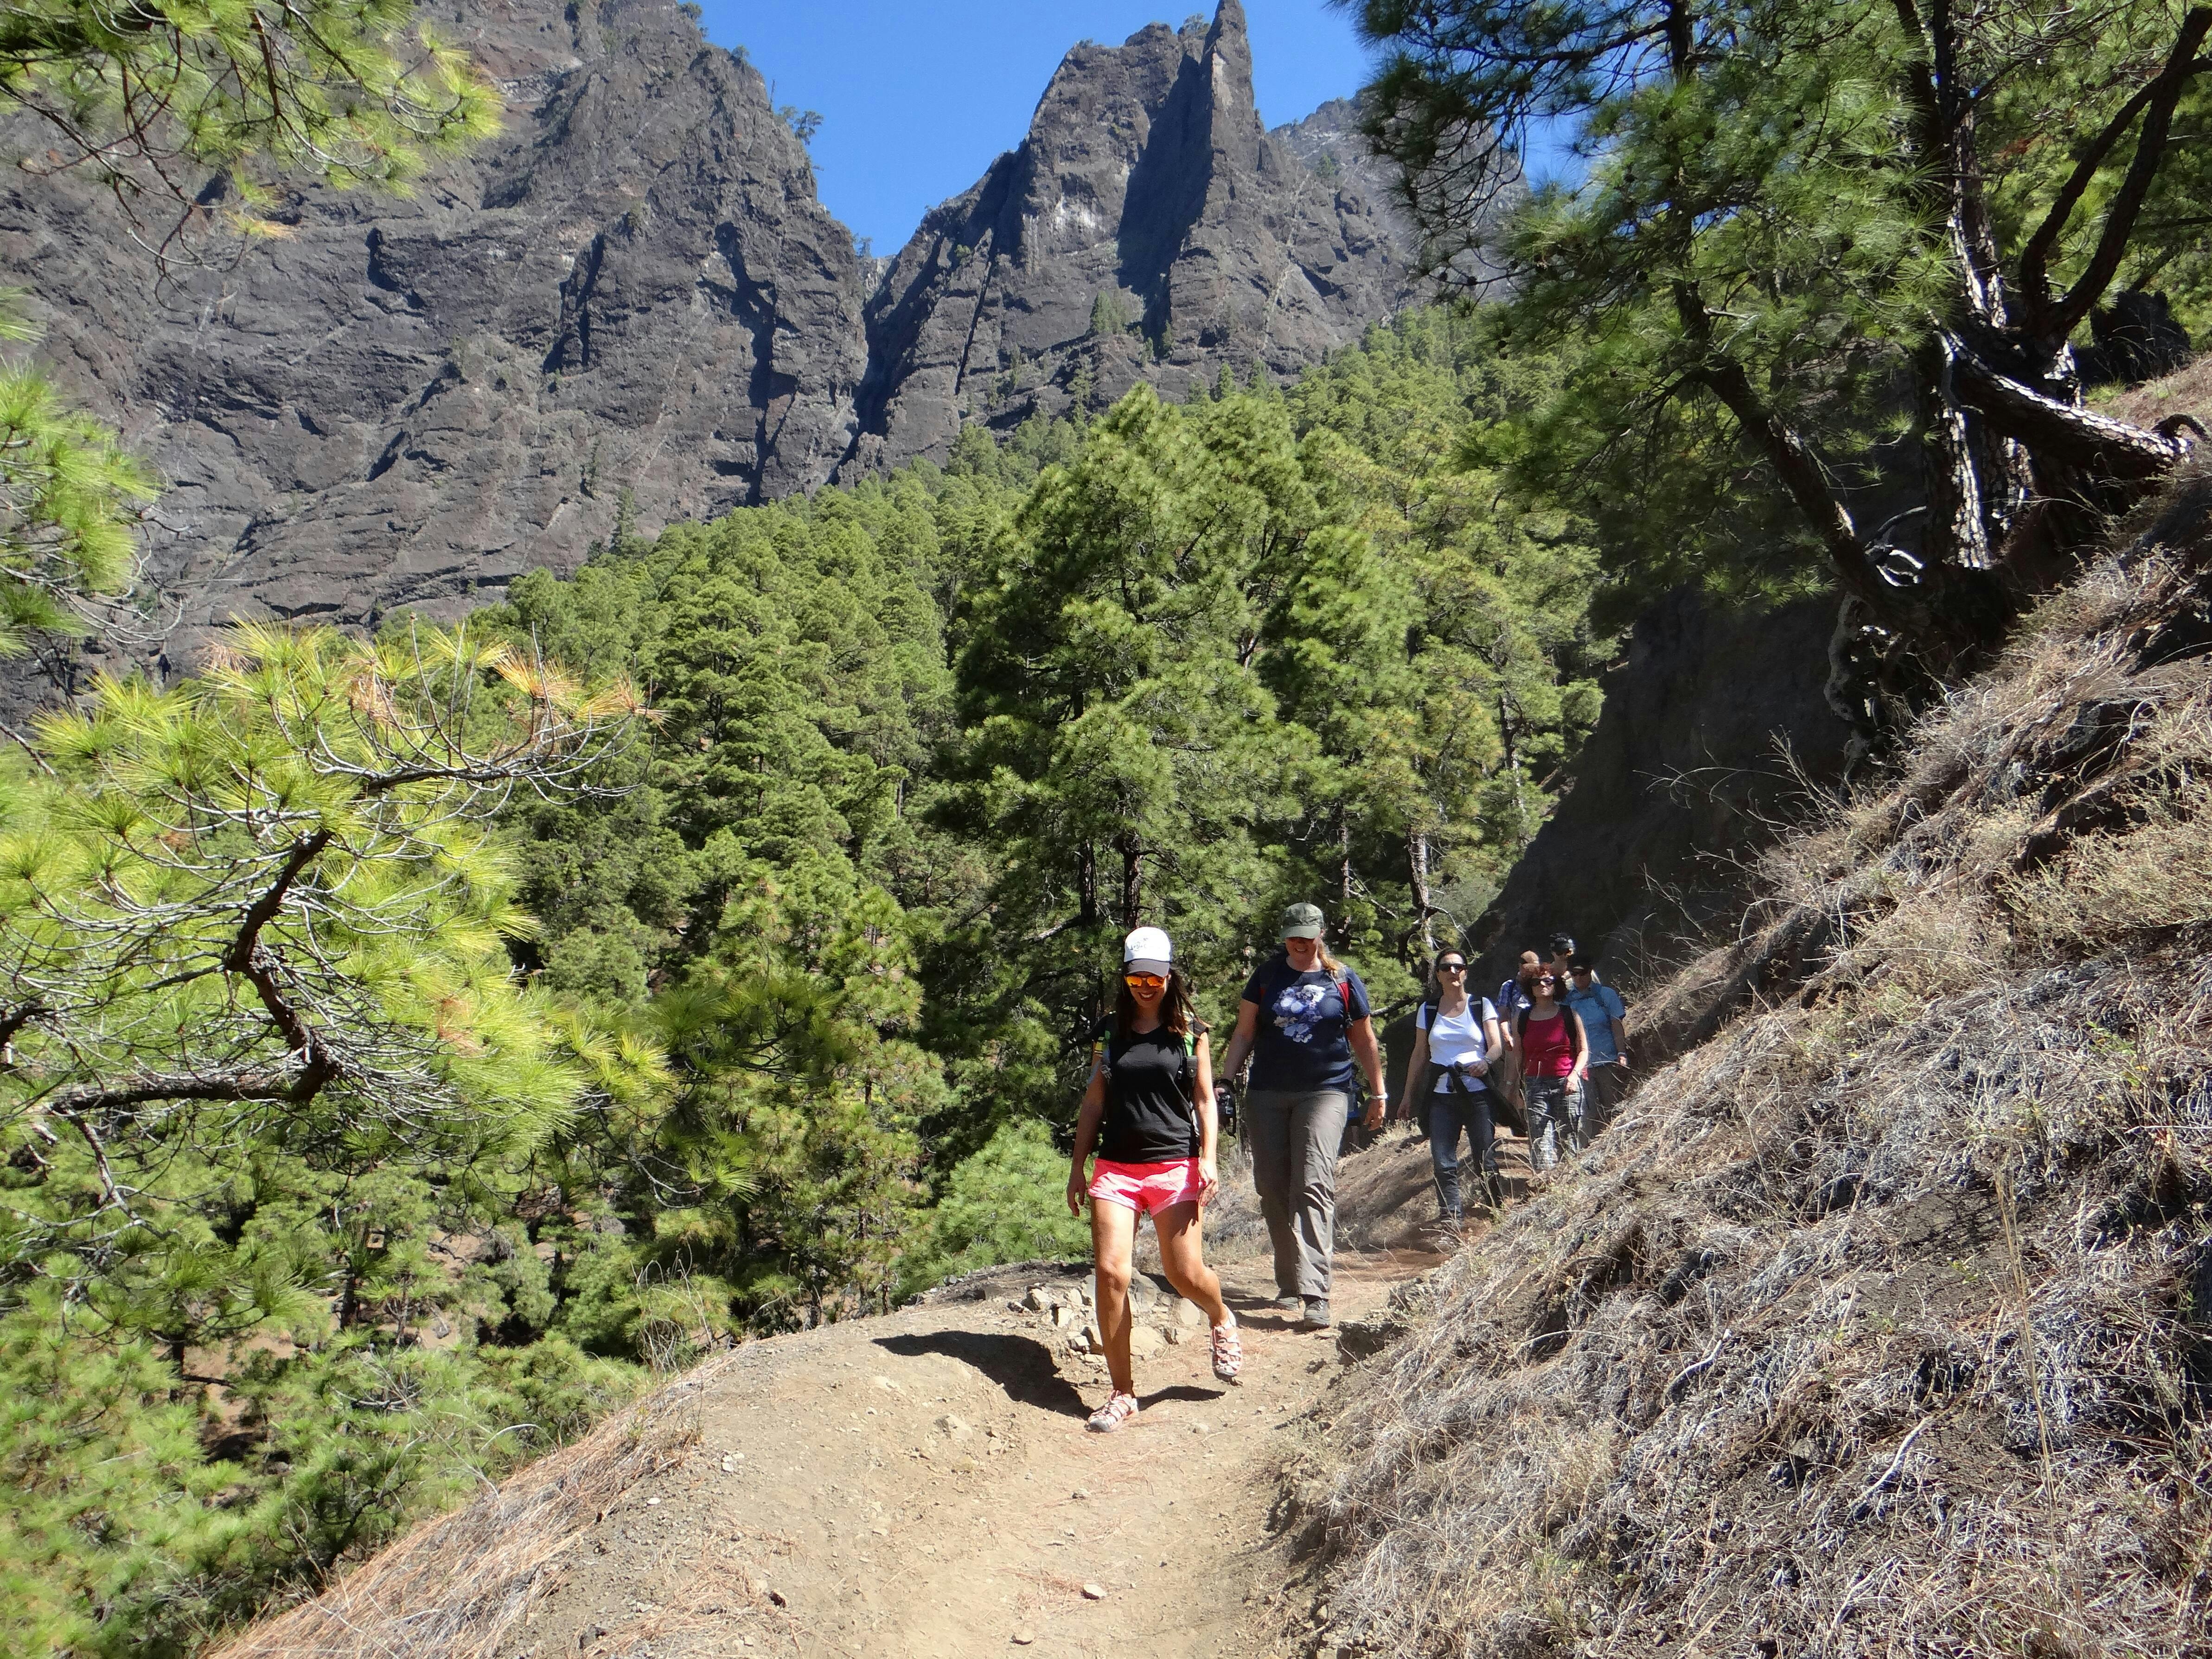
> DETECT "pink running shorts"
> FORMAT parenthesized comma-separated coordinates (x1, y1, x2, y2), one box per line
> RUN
(1087, 1158, 1206, 1216)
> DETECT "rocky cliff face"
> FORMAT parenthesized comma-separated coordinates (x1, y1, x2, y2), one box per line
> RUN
(1468, 590, 1853, 994)
(846, 1, 1419, 468)
(2, 0, 871, 634)
(0, 0, 1419, 642)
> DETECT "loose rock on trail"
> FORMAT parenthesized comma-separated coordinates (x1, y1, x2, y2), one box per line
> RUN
(218, 1132, 1483, 1659)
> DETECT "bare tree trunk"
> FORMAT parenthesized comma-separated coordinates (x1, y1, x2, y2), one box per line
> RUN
(1337, 810, 1353, 914)
(1077, 839, 1098, 929)
(1406, 827, 1437, 956)
(1499, 694, 1532, 852)
(1115, 831, 1142, 930)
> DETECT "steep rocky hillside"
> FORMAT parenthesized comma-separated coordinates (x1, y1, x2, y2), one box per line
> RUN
(3, 0, 869, 633)
(1469, 587, 1853, 990)
(846, 3, 1429, 468)
(1278, 474, 2212, 1656)
(0, 0, 1417, 639)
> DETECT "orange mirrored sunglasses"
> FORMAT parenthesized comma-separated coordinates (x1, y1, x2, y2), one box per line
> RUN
(1123, 972, 1167, 990)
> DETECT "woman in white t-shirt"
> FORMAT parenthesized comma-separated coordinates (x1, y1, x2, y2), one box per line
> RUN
(1406, 950, 1504, 1223)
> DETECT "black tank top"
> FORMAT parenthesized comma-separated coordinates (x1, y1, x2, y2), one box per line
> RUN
(1093, 1020, 1204, 1163)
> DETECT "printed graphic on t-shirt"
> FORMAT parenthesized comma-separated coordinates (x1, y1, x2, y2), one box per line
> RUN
(1272, 981, 1333, 1044)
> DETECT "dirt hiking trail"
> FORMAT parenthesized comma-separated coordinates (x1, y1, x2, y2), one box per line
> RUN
(218, 1131, 1493, 1659)
(510, 1249, 1427, 1659)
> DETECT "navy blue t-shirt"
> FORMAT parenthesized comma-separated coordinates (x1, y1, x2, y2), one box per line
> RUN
(1240, 956, 1372, 1092)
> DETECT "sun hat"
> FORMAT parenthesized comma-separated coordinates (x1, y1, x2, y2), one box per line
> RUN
(1280, 902, 1325, 940)
(1123, 926, 1173, 977)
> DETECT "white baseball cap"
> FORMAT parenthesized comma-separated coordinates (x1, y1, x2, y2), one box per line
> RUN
(1123, 926, 1173, 976)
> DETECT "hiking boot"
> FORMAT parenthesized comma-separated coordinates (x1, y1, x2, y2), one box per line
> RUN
(1274, 1292, 1302, 1313)
(1299, 1297, 1331, 1330)
(1085, 1390, 1139, 1433)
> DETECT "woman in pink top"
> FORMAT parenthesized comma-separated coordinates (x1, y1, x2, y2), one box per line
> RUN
(1515, 967, 1589, 1172)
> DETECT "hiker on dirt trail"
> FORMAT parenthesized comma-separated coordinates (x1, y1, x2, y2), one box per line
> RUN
(1217, 902, 1387, 1332)
(1518, 967, 1590, 1172)
(1495, 950, 1538, 1034)
(1065, 926, 1242, 1434)
(1564, 955, 1629, 1137)
(1406, 949, 1504, 1224)
(1491, 949, 1539, 1114)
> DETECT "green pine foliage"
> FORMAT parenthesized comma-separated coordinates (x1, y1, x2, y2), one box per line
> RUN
(1347, 0, 2212, 660)
(0, 626, 661, 1656)
(894, 1117, 1090, 1297)
(1, 0, 501, 215)
(0, 309, 156, 655)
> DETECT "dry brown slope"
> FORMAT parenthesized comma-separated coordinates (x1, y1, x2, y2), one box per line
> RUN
(1274, 472, 2212, 1658)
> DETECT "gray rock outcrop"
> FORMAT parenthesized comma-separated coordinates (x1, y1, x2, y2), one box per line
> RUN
(4, 0, 869, 634)
(1468, 590, 1852, 992)
(845, 1, 1420, 468)
(1, 0, 1418, 645)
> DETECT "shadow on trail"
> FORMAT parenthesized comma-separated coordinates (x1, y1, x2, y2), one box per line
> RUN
(1138, 1384, 1226, 1409)
(874, 1330, 1088, 1419)
(1221, 1292, 1303, 1330)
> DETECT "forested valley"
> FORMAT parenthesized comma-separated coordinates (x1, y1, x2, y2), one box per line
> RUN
(9, 0, 2212, 1650)
(3, 313, 1619, 1653)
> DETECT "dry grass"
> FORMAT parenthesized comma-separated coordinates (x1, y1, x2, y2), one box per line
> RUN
(1279, 476, 2212, 1659)
(205, 1348, 741, 1659)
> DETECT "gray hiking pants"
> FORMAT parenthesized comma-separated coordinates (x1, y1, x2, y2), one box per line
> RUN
(1247, 1088, 1349, 1299)
(1525, 1076, 1585, 1172)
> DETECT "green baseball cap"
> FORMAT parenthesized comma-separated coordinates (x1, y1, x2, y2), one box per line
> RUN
(1280, 902, 1325, 939)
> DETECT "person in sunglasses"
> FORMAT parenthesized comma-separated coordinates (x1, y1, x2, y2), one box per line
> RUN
(1216, 902, 1386, 1331)
(1405, 950, 1503, 1223)
(1065, 927, 1240, 1432)
(1516, 966, 1590, 1172)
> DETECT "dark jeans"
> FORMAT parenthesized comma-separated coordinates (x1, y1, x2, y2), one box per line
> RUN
(1426, 1087, 1496, 1220)
(1584, 1062, 1630, 1136)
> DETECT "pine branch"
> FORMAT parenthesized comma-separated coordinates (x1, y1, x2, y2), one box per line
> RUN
(2038, 9, 2212, 345)
(1948, 333, 2199, 479)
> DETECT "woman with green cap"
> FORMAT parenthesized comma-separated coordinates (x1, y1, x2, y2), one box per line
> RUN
(1216, 903, 1387, 1329)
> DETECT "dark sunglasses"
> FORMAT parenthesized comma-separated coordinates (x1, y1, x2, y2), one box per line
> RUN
(1534, 972, 1560, 984)
(1437, 961, 1466, 974)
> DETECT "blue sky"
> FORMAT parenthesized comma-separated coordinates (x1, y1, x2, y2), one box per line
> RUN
(695, 2, 1384, 253)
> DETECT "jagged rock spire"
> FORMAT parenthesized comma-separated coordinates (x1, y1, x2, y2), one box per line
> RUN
(844, 0, 1417, 471)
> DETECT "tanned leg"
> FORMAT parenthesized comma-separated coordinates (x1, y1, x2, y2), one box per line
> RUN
(1090, 1198, 1138, 1396)
(1153, 1201, 1229, 1326)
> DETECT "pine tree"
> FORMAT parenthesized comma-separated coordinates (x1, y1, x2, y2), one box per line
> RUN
(0, 624, 660, 1654)
(948, 386, 1305, 1074)
(1348, 0, 2212, 687)
(1, 0, 500, 228)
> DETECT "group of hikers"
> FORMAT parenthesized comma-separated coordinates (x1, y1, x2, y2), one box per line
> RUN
(1061, 903, 1630, 1434)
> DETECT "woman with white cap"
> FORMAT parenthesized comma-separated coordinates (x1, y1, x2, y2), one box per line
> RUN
(1065, 925, 1240, 1432)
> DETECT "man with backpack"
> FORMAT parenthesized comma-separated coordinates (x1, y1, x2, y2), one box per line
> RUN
(1563, 955, 1629, 1138)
